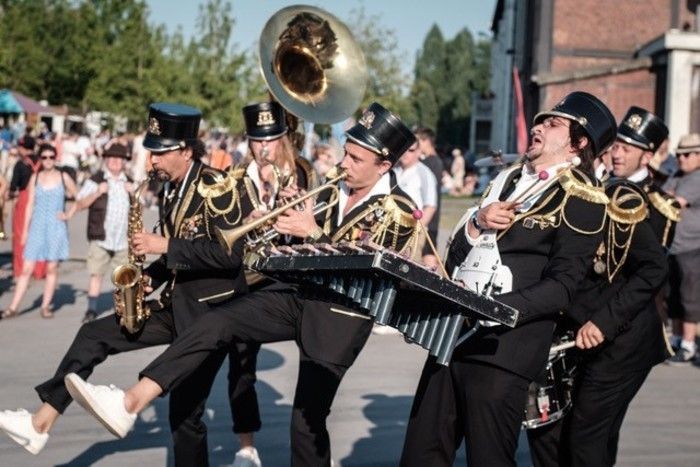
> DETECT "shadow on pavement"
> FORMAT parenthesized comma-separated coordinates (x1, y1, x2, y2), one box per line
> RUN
(55, 346, 292, 467)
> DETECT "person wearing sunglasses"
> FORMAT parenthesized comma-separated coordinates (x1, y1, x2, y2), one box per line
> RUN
(663, 133, 700, 365)
(2, 144, 77, 319)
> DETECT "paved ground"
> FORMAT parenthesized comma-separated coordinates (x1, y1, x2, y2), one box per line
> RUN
(0, 200, 699, 466)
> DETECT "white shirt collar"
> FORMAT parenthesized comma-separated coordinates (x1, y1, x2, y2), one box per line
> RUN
(627, 167, 649, 183)
(337, 172, 391, 225)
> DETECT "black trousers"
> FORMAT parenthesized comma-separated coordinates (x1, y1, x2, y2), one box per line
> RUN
(527, 365, 651, 467)
(34, 310, 261, 467)
(400, 357, 529, 467)
(141, 289, 351, 467)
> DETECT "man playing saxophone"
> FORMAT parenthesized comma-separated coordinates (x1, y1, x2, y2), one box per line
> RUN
(0, 103, 259, 467)
(62, 102, 422, 467)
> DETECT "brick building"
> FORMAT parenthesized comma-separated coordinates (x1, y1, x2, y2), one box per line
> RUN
(490, 0, 700, 153)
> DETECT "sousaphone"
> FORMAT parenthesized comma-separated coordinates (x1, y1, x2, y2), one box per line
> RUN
(259, 4, 368, 124)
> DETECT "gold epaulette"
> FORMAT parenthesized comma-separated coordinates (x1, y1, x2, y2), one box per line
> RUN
(559, 168, 609, 205)
(382, 195, 418, 229)
(197, 168, 238, 200)
(605, 183, 648, 225)
(648, 191, 681, 222)
(226, 165, 247, 181)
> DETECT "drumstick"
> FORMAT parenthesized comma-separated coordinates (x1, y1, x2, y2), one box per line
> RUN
(549, 340, 576, 354)
(509, 170, 550, 205)
(510, 156, 581, 207)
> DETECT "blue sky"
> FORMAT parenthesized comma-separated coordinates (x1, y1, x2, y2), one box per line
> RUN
(145, 0, 497, 75)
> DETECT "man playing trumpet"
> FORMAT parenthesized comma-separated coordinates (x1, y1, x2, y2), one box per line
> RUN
(61, 102, 422, 467)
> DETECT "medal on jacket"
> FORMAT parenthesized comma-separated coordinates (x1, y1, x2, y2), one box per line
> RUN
(593, 242, 606, 275)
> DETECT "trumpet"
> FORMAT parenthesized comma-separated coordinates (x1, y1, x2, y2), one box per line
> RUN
(216, 170, 347, 254)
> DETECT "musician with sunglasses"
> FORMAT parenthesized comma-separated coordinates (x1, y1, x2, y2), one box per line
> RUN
(61, 102, 422, 467)
(0, 103, 255, 467)
(400, 92, 614, 467)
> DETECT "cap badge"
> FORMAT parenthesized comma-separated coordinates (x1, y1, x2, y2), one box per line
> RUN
(257, 111, 276, 126)
(359, 111, 375, 129)
(625, 114, 643, 131)
(148, 117, 161, 135)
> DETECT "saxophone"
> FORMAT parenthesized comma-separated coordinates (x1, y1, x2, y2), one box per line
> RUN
(112, 176, 152, 334)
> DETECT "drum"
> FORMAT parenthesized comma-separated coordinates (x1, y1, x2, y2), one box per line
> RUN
(523, 338, 576, 429)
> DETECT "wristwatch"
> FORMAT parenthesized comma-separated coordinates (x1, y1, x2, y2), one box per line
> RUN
(470, 212, 483, 231)
(306, 226, 324, 242)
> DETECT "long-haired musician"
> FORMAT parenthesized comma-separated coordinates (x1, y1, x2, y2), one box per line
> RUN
(400, 92, 615, 467)
(0, 103, 255, 467)
(61, 102, 422, 467)
(236, 102, 317, 215)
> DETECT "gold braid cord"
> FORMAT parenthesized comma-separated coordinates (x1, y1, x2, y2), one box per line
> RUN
(648, 191, 681, 222)
(601, 184, 648, 282)
(331, 194, 418, 253)
(498, 168, 608, 240)
(196, 169, 243, 233)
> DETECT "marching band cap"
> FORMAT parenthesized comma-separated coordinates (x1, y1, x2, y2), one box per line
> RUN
(143, 102, 201, 153)
(243, 101, 288, 141)
(345, 102, 416, 165)
(616, 106, 668, 152)
(675, 133, 700, 154)
(534, 91, 617, 155)
(102, 143, 130, 160)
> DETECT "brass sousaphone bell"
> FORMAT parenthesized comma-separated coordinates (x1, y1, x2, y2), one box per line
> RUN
(259, 4, 368, 124)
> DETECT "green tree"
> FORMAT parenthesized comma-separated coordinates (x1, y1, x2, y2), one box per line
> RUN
(184, 0, 250, 131)
(0, 1, 54, 98)
(346, 7, 413, 121)
(85, 0, 164, 126)
(410, 25, 491, 148)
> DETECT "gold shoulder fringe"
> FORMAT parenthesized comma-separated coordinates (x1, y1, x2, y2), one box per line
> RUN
(648, 191, 681, 222)
(383, 195, 418, 229)
(197, 170, 238, 200)
(607, 192, 648, 225)
(226, 165, 247, 181)
(559, 169, 609, 204)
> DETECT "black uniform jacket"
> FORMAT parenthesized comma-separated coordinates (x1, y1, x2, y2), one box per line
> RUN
(566, 180, 669, 373)
(229, 156, 318, 289)
(445, 166, 608, 380)
(300, 170, 420, 367)
(638, 176, 680, 249)
(232, 156, 318, 214)
(145, 160, 248, 332)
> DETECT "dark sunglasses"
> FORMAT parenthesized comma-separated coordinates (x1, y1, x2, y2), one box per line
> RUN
(41, 155, 57, 160)
(676, 153, 694, 158)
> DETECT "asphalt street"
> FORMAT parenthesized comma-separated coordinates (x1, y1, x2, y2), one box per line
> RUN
(0, 202, 698, 466)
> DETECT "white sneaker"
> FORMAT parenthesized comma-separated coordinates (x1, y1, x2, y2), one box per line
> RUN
(0, 408, 49, 455)
(372, 324, 400, 335)
(233, 446, 262, 467)
(64, 373, 136, 438)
